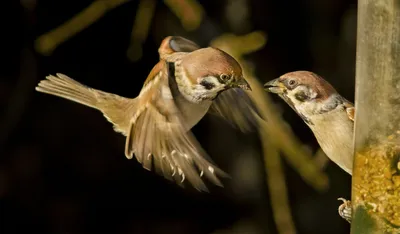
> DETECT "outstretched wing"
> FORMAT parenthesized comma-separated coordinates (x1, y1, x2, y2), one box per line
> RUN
(125, 62, 227, 191)
(209, 88, 260, 132)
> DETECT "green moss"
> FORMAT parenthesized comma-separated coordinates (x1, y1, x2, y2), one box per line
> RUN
(351, 205, 377, 234)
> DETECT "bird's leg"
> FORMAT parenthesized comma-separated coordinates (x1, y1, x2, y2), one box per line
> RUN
(338, 198, 352, 223)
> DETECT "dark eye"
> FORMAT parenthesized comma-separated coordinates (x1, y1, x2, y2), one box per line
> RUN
(220, 74, 230, 82)
(288, 79, 297, 86)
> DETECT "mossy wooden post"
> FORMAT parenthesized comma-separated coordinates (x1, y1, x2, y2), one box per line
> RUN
(352, 0, 400, 233)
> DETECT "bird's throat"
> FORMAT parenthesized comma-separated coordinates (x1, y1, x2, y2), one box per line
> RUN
(280, 93, 314, 125)
(167, 62, 212, 128)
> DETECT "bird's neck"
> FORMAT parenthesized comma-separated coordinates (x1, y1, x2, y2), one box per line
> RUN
(294, 93, 344, 123)
(167, 62, 212, 129)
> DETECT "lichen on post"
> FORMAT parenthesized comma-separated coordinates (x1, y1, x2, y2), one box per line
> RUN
(352, 0, 400, 233)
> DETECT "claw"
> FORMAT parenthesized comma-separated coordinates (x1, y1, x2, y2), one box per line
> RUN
(147, 153, 152, 160)
(338, 198, 352, 223)
(337, 198, 347, 203)
(200, 170, 204, 177)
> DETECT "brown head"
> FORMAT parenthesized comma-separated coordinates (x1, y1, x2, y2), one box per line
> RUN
(264, 71, 337, 101)
(264, 71, 340, 117)
(173, 47, 251, 102)
(179, 47, 250, 90)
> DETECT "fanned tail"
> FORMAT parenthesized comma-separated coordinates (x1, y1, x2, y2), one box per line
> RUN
(36, 73, 98, 109)
(35, 73, 135, 134)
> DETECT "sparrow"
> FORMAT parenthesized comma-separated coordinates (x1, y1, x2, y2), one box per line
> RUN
(35, 36, 257, 192)
(264, 71, 354, 174)
(264, 71, 355, 221)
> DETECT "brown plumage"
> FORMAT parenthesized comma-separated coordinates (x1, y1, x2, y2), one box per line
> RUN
(35, 36, 258, 191)
(278, 71, 338, 101)
(265, 71, 354, 174)
(179, 48, 243, 83)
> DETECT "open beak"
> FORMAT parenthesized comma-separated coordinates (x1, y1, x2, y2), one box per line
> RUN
(234, 78, 252, 91)
(263, 78, 285, 94)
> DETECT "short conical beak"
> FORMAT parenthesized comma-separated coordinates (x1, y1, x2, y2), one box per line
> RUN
(263, 78, 285, 94)
(234, 78, 252, 91)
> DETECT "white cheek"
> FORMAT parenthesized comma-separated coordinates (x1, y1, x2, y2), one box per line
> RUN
(288, 86, 318, 114)
(308, 88, 318, 99)
(199, 76, 219, 85)
(189, 76, 226, 101)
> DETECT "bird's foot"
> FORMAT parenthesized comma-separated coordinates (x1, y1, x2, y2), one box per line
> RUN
(338, 198, 352, 223)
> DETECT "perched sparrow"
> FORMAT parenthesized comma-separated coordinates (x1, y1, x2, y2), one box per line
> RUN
(264, 71, 354, 174)
(264, 71, 355, 222)
(35, 36, 256, 191)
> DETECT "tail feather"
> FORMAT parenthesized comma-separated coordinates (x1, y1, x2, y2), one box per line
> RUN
(36, 73, 98, 109)
(36, 73, 136, 134)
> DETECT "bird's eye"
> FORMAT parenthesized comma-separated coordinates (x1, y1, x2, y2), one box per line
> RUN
(220, 74, 230, 82)
(288, 79, 297, 86)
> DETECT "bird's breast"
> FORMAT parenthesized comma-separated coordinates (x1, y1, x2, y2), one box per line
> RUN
(174, 94, 212, 129)
(167, 61, 213, 129)
(308, 109, 354, 174)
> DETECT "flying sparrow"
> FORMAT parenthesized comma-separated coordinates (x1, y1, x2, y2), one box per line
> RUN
(35, 36, 257, 192)
(264, 70, 355, 221)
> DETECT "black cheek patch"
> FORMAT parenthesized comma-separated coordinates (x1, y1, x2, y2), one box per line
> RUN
(294, 91, 309, 102)
(200, 80, 215, 90)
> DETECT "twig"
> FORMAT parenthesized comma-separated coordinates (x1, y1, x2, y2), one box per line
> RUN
(262, 131, 296, 234)
(211, 32, 329, 191)
(35, 0, 131, 55)
(163, 0, 203, 31)
(127, 0, 157, 62)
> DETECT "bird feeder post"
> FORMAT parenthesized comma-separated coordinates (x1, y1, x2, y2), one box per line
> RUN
(351, 0, 400, 233)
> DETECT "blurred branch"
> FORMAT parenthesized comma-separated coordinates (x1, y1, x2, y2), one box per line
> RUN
(211, 32, 329, 191)
(127, 0, 157, 62)
(212, 32, 330, 234)
(163, 0, 203, 31)
(35, 0, 203, 60)
(35, 0, 131, 55)
(261, 131, 296, 234)
(224, 0, 251, 33)
(210, 31, 288, 234)
(313, 148, 330, 171)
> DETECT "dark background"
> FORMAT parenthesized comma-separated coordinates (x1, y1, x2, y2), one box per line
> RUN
(1, 0, 357, 233)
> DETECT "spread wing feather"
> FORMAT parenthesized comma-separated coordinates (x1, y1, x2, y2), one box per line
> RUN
(125, 63, 228, 191)
(209, 88, 260, 132)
